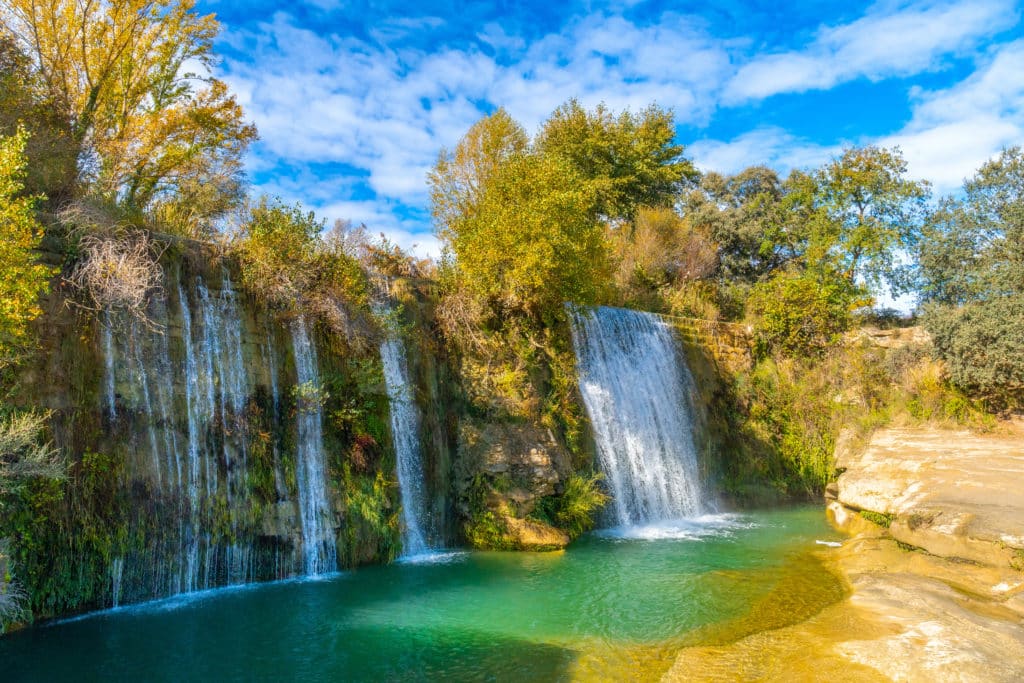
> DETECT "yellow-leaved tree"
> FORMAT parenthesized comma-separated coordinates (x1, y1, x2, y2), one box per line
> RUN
(0, 0, 257, 231)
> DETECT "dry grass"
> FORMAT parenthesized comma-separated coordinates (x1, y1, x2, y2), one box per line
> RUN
(64, 228, 165, 326)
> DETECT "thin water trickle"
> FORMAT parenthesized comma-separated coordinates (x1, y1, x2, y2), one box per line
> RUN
(377, 299, 433, 556)
(291, 317, 338, 575)
(569, 305, 707, 526)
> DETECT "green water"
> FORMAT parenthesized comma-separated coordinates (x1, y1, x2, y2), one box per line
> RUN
(2, 507, 843, 682)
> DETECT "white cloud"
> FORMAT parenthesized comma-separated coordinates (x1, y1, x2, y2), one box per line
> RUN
(688, 127, 841, 175)
(724, 0, 1019, 103)
(880, 39, 1024, 192)
(219, 9, 735, 251)
(215, 2, 1022, 253)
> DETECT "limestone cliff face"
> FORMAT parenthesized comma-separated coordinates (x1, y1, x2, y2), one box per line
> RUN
(12, 242, 407, 614)
(454, 421, 573, 550)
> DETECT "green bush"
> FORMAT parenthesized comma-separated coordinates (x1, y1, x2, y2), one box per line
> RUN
(749, 272, 857, 357)
(549, 472, 609, 540)
(924, 297, 1024, 409)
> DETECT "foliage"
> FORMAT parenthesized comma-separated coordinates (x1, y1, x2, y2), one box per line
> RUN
(0, 410, 64, 626)
(918, 148, 1024, 306)
(537, 100, 697, 222)
(925, 297, 1024, 408)
(463, 474, 514, 550)
(0, 38, 78, 205)
(0, 128, 54, 369)
(682, 166, 798, 286)
(0, 411, 62, 496)
(612, 206, 717, 311)
(235, 198, 371, 338)
(63, 220, 165, 324)
(1, 0, 257, 226)
(801, 146, 930, 294)
(860, 510, 893, 528)
(548, 472, 608, 540)
(341, 464, 399, 564)
(446, 151, 611, 324)
(429, 108, 529, 240)
(748, 271, 859, 356)
(918, 148, 1024, 407)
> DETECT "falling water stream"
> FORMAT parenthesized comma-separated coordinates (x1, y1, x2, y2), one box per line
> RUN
(98, 272, 343, 602)
(376, 298, 433, 557)
(290, 318, 338, 575)
(569, 305, 707, 527)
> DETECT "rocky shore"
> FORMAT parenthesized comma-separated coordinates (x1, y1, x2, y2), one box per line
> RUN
(666, 425, 1024, 682)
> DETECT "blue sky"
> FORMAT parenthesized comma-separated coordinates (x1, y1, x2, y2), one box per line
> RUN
(199, 0, 1024, 258)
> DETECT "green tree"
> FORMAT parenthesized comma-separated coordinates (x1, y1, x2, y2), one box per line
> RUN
(429, 108, 528, 240)
(2, 0, 257, 226)
(538, 99, 697, 222)
(0, 38, 78, 205)
(803, 146, 930, 293)
(749, 271, 859, 356)
(235, 197, 368, 318)
(918, 148, 1024, 405)
(919, 147, 1024, 305)
(681, 166, 802, 285)
(446, 151, 611, 324)
(0, 128, 54, 369)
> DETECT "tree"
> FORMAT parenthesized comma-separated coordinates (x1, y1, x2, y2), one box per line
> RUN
(445, 151, 611, 324)
(749, 271, 858, 356)
(681, 166, 801, 284)
(235, 198, 369, 334)
(1, 0, 257, 224)
(918, 148, 1024, 406)
(803, 146, 930, 293)
(0, 38, 77, 205)
(918, 147, 1024, 305)
(537, 99, 697, 222)
(429, 108, 528, 242)
(0, 128, 54, 369)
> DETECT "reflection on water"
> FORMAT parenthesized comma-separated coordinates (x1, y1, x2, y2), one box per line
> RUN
(2, 507, 846, 682)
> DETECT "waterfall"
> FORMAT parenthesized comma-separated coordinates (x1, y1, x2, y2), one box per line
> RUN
(569, 306, 706, 526)
(290, 318, 338, 575)
(178, 282, 207, 593)
(109, 557, 124, 608)
(95, 270, 346, 605)
(377, 305, 432, 556)
(102, 311, 116, 418)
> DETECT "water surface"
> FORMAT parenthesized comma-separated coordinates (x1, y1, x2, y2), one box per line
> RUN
(3, 506, 843, 682)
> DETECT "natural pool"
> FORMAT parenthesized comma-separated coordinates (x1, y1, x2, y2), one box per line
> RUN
(2, 506, 845, 682)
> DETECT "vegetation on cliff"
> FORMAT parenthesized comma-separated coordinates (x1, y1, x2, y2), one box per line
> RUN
(1, 0, 1021, 625)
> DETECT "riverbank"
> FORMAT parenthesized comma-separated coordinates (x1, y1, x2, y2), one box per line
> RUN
(667, 425, 1024, 682)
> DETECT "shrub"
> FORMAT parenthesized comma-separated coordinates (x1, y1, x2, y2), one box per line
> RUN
(924, 297, 1024, 409)
(551, 472, 609, 540)
(749, 272, 857, 356)
(65, 227, 165, 324)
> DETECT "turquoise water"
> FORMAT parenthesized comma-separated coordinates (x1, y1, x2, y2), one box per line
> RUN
(2, 507, 842, 682)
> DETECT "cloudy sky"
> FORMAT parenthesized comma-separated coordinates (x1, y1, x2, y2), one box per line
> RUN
(199, 0, 1024, 257)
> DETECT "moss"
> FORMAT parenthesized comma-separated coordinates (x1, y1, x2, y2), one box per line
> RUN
(860, 510, 894, 528)
(1010, 548, 1024, 572)
(464, 510, 514, 551)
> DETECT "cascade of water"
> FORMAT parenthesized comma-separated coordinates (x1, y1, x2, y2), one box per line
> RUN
(110, 557, 124, 608)
(178, 282, 208, 593)
(102, 312, 116, 418)
(376, 301, 432, 556)
(568, 306, 706, 526)
(262, 324, 288, 502)
(126, 317, 164, 488)
(290, 318, 338, 575)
